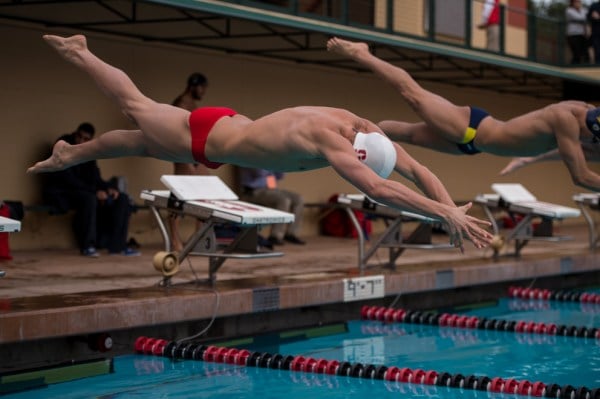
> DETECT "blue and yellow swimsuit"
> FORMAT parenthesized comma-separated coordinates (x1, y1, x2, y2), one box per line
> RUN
(457, 107, 490, 155)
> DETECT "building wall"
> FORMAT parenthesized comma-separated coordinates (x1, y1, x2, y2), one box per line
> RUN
(374, 0, 528, 57)
(0, 22, 588, 250)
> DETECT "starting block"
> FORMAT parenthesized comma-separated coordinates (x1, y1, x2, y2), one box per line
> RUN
(140, 175, 294, 285)
(475, 184, 580, 258)
(336, 194, 453, 272)
(0, 215, 21, 278)
(572, 193, 600, 249)
(0, 216, 21, 233)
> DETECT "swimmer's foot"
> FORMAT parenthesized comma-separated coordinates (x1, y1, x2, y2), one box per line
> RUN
(326, 37, 371, 60)
(43, 34, 88, 65)
(27, 140, 72, 173)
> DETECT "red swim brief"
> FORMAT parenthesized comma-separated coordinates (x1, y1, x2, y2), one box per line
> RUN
(189, 106, 237, 169)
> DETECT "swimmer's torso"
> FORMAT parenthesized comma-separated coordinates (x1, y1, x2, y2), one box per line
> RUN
(475, 101, 596, 156)
(205, 106, 380, 171)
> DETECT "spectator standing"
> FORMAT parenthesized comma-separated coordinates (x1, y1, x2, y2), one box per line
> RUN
(567, 0, 590, 64)
(588, 0, 600, 63)
(477, 0, 501, 52)
(239, 168, 306, 246)
(169, 73, 210, 251)
(42, 123, 139, 257)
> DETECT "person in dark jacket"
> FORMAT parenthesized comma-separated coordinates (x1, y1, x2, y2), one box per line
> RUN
(42, 122, 139, 257)
(588, 1, 600, 64)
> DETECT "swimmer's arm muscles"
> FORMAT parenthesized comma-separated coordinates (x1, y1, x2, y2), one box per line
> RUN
(324, 144, 448, 220)
(557, 132, 600, 191)
(582, 142, 600, 161)
(521, 144, 600, 165)
(391, 142, 456, 207)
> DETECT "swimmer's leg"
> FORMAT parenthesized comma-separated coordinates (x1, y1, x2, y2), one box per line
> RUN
(43, 34, 193, 162)
(43, 35, 152, 122)
(328, 37, 470, 141)
(28, 130, 146, 173)
(379, 120, 465, 155)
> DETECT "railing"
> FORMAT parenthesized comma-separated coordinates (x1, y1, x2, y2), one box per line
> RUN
(223, 0, 593, 67)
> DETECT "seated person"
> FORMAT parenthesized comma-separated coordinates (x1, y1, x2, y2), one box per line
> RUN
(41, 122, 139, 257)
(239, 168, 306, 246)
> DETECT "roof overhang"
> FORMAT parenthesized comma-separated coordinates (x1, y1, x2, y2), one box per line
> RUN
(1, 0, 598, 100)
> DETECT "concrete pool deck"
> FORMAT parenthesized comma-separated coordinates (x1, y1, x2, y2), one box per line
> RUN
(1, 224, 599, 372)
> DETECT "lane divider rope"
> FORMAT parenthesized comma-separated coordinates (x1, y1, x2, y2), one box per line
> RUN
(508, 286, 600, 304)
(359, 305, 600, 340)
(133, 336, 598, 399)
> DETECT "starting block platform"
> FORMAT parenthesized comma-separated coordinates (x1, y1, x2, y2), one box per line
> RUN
(140, 175, 294, 285)
(475, 184, 581, 258)
(0, 215, 21, 278)
(0, 216, 21, 233)
(335, 194, 453, 272)
(572, 193, 600, 249)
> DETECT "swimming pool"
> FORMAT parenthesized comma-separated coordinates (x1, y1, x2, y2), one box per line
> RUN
(3, 287, 599, 399)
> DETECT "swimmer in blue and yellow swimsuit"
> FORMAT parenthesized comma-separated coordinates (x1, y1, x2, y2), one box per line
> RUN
(456, 107, 490, 155)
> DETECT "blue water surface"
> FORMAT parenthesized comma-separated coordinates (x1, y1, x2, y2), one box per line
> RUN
(4, 296, 600, 399)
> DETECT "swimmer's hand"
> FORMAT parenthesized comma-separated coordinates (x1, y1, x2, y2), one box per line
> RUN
(443, 202, 493, 253)
(499, 157, 533, 176)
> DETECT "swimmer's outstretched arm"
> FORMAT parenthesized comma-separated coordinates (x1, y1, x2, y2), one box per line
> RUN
(390, 141, 456, 206)
(498, 155, 552, 176)
(326, 145, 492, 252)
(556, 132, 600, 191)
(500, 144, 600, 182)
(389, 141, 493, 251)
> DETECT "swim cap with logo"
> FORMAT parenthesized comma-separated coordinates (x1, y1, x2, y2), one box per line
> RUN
(585, 108, 600, 140)
(353, 132, 397, 179)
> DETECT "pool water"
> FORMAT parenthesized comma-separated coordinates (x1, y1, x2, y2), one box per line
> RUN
(3, 295, 600, 398)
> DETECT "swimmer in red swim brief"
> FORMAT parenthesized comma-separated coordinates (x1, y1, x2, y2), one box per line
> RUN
(189, 107, 237, 169)
(29, 34, 494, 251)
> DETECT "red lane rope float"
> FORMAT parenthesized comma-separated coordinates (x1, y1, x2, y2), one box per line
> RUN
(359, 305, 600, 340)
(133, 336, 599, 399)
(508, 286, 600, 304)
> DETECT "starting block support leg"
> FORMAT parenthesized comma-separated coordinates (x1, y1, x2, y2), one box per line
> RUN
(577, 202, 600, 249)
(208, 227, 258, 285)
(385, 223, 434, 268)
(150, 206, 172, 252)
(503, 214, 535, 258)
(344, 207, 366, 273)
(375, 218, 405, 269)
(346, 205, 407, 272)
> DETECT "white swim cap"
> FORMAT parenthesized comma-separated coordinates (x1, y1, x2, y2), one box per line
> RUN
(353, 132, 397, 178)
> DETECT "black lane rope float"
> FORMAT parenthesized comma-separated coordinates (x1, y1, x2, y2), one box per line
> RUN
(508, 286, 600, 304)
(360, 305, 600, 340)
(359, 320, 582, 347)
(134, 336, 599, 399)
